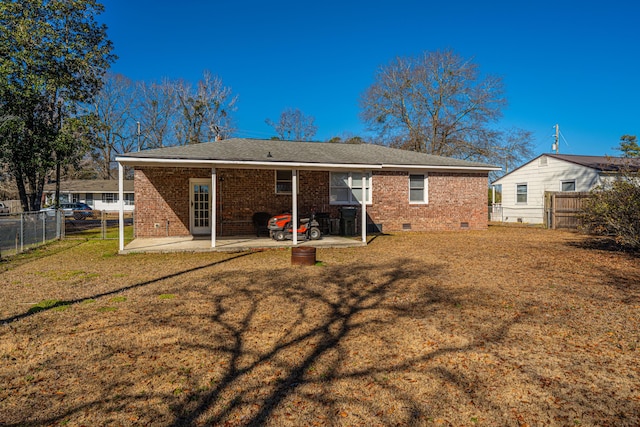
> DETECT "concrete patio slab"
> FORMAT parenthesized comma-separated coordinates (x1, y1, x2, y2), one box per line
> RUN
(120, 235, 367, 254)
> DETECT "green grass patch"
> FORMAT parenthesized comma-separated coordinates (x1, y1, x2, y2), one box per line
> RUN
(97, 306, 118, 313)
(82, 299, 96, 304)
(158, 294, 176, 300)
(28, 299, 70, 314)
(109, 296, 127, 303)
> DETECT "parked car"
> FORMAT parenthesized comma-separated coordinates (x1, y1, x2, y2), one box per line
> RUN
(0, 202, 9, 214)
(40, 202, 95, 219)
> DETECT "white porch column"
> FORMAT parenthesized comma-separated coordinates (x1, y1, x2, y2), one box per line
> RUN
(118, 162, 124, 252)
(211, 167, 217, 248)
(292, 169, 298, 245)
(361, 172, 367, 243)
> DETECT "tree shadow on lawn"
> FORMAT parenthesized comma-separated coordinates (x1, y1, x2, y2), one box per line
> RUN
(0, 251, 254, 324)
(165, 258, 526, 426)
(5, 254, 635, 426)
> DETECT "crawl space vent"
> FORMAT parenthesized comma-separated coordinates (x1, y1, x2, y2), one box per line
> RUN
(402, 223, 412, 230)
(460, 222, 469, 228)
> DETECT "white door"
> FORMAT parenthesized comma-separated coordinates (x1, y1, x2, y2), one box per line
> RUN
(190, 179, 211, 235)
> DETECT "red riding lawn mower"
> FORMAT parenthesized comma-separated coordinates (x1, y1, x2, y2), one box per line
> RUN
(268, 212, 322, 241)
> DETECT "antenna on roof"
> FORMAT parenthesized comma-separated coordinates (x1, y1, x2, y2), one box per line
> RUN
(552, 124, 559, 154)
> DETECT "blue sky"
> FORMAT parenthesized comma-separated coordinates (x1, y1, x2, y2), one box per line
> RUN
(100, 0, 638, 160)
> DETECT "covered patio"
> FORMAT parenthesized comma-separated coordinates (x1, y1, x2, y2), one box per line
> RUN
(120, 234, 367, 254)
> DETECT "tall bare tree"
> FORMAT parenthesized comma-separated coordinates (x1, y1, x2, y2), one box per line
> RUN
(175, 70, 237, 145)
(360, 49, 527, 163)
(137, 78, 178, 149)
(82, 73, 136, 179)
(266, 108, 317, 141)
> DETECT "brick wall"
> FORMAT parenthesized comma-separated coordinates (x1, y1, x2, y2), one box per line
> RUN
(134, 167, 488, 237)
(367, 171, 489, 232)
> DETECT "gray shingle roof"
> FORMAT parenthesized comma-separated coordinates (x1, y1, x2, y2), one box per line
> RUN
(44, 180, 134, 193)
(547, 154, 640, 171)
(117, 138, 499, 170)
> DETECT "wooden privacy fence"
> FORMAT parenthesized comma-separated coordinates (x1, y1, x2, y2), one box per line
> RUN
(544, 191, 590, 230)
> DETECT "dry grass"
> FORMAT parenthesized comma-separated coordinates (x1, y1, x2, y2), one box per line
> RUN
(0, 227, 639, 426)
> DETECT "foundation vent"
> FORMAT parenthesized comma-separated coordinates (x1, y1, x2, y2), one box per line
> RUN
(402, 223, 412, 230)
(460, 222, 469, 228)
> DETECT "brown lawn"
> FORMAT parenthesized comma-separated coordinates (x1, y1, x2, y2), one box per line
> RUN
(0, 226, 639, 426)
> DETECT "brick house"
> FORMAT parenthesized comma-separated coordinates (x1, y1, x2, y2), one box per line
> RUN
(115, 138, 499, 250)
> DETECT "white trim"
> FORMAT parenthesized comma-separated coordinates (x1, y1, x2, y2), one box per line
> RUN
(115, 156, 500, 173)
(361, 174, 367, 243)
(408, 173, 429, 204)
(329, 171, 372, 205)
(292, 169, 298, 246)
(211, 168, 216, 248)
(118, 163, 124, 252)
(189, 178, 213, 235)
(516, 183, 528, 204)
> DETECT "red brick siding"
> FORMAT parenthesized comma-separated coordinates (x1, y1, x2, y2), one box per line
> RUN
(367, 171, 488, 231)
(134, 167, 488, 237)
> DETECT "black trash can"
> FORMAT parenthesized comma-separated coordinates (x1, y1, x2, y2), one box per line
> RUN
(340, 206, 357, 236)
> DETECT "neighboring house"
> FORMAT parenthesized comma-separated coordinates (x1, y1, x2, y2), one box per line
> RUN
(115, 138, 499, 249)
(43, 180, 135, 212)
(491, 153, 639, 224)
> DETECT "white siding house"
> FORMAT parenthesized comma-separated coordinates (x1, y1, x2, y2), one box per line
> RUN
(43, 180, 135, 212)
(491, 154, 634, 224)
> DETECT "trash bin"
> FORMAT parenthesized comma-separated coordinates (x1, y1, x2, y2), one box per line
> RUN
(340, 206, 357, 236)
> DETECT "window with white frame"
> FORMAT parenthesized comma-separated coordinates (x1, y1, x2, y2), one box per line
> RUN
(124, 193, 135, 205)
(561, 180, 576, 192)
(409, 173, 428, 203)
(275, 170, 292, 194)
(330, 172, 371, 204)
(102, 193, 118, 204)
(516, 184, 527, 204)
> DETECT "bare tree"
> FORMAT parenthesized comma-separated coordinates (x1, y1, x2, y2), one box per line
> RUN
(360, 49, 522, 162)
(266, 108, 317, 141)
(174, 70, 237, 145)
(136, 78, 178, 149)
(82, 73, 136, 179)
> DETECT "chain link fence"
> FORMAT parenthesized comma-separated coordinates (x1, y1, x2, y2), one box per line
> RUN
(64, 210, 134, 240)
(0, 210, 134, 259)
(0, 211, 63, 258)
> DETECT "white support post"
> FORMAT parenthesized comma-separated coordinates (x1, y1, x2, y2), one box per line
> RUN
(361, 173, 367, 243)
(292, 169, 298, 246)
(211, 168, 216, 248)
(118, 162, 124, 252)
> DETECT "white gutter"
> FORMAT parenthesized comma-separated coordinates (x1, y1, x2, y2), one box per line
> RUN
(115, 156, 500, 173)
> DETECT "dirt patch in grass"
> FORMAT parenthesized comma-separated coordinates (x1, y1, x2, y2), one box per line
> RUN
(0, 227, 639, 426)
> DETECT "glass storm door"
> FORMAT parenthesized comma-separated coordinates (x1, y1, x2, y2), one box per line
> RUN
(190, 180, 211, 235)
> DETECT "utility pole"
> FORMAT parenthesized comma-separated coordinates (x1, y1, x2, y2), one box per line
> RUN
(552, 124, 559, 154)
(136, 121, 141, 151)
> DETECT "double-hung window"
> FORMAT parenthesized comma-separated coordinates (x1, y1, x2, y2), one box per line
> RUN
(102, 193, 117, 204)
(409, 174, 428, 203)
(330, 172, 371, 204)
(516, 184, 527, 204)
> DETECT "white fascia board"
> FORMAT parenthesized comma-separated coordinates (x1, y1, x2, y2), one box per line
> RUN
(381, 164, 501, 172)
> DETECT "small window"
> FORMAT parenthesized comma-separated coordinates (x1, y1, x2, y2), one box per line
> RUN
(409, 174, 428, 203)
(102, 193, 118, 203)
(516, 184, 527, 204)
(561, 180, 576, 192)
(275, 170, 292, 194)
(125, 193, 135, 205)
